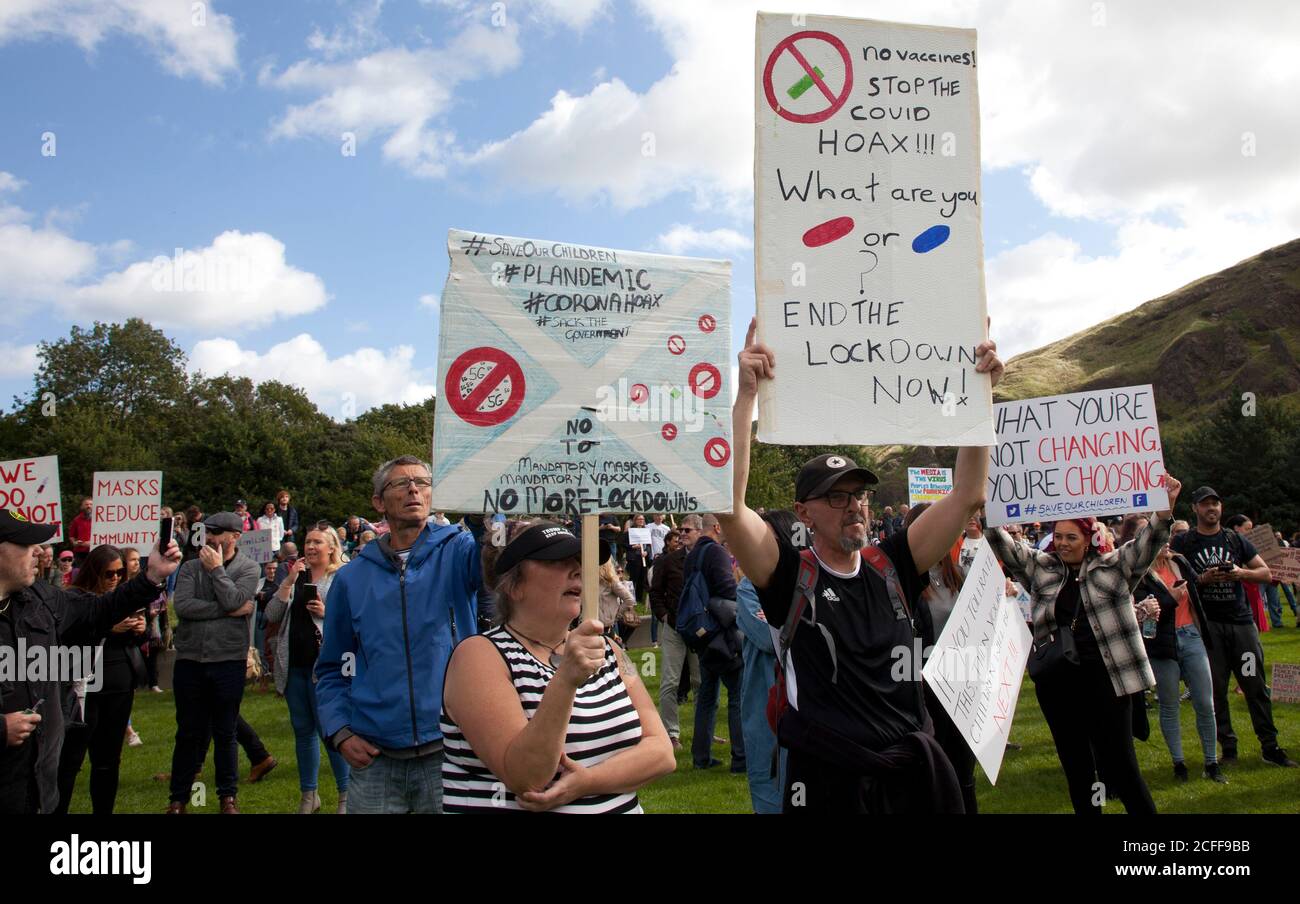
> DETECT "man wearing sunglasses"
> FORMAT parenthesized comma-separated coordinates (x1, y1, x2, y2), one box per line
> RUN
(316, 455, 486, 813)
(717, 319, 1004, 813)
(166, 512, 261, 814)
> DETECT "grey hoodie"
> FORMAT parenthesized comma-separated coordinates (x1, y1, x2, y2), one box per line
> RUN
(172, 549, 261, 663)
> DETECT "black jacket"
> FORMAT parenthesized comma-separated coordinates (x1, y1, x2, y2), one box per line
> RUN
(1135, 552, 1214, 661)
(0, 573, 164, 813)
(680, 536, 741, 670)
(649, 547, 686, 623)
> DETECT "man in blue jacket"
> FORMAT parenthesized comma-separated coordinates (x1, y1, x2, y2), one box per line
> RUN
(316, 455, 484, 813)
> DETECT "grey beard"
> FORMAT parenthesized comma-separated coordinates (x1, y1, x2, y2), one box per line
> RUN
(838, 534, 867, 553)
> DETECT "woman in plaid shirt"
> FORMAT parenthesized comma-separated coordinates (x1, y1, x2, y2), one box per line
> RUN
(985, 476, 1182, 814)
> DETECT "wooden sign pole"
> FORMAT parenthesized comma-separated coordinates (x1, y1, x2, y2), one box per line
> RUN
(582, 514, 599, 623)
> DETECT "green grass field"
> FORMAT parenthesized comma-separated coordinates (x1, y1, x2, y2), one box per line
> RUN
(72, 628, 1300, 814)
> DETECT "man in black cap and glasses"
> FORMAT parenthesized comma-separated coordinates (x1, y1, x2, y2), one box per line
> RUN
(0, 509, 181, 813)
(716, 320, 1005, 813)
(1171, 486, 1296, 768)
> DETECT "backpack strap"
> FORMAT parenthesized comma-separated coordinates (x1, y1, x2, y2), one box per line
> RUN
(776, 549, 819, 669)
(862, 546, 914, 630)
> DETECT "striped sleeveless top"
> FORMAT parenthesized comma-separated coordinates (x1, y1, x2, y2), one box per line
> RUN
(440, 625, 644, 814)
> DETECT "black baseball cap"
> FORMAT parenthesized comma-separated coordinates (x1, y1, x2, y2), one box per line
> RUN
(795, 454, 879, 503)
(1191, 486, 1221, 504)
(496, 523, 610, 575)
(0, 509, 59, 545)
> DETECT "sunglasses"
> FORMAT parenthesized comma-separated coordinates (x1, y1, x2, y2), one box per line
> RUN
(105, 568, 126, 579)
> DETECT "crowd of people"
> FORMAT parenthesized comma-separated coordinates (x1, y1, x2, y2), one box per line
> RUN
(3, 326, 1297, 815)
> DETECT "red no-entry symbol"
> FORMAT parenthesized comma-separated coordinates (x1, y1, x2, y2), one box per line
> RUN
(444, 346, 526, 427)
(704, 437, 731, 468)
(629, 383, 649, 404)
(763, 31, 853, 124)
(667, 335, 686, 356)
(661, 423, 677, 441)
(698, 314, 716, 333)
(688, 363, 722, 400)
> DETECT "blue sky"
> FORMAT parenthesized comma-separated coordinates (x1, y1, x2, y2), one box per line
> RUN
(2, 0, 1297, 418)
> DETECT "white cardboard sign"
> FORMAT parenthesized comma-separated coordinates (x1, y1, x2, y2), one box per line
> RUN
(755, 13, 993, 446)
(0, 455, 63, 541)
(987, 384, 1169, 527)
(922, 538, 1032, 784)
(90, 471, 163, 554)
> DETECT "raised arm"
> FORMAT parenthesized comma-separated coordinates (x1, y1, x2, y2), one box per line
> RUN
(1117, 476, 1179, 590)
(908, 338, 1004, 573)
(715, 318, 780, 590)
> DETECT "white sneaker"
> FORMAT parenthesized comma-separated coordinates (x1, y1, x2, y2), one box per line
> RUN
(150, 686, 163, 693)
(127, 730, 143, 747)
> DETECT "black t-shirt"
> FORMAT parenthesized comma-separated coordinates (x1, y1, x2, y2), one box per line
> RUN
(1052, 566, 1100, 662)
(756, 529, 929, 752)
(1170, 529, 1256, 624)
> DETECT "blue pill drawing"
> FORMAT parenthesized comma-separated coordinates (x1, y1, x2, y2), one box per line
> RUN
(912, 225, 951, 253)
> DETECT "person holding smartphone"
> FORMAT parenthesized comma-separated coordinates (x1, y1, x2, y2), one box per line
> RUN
(266, 527, 349, 813)
(1135, 541, 1224, 783)
(0, 511, 182, 814)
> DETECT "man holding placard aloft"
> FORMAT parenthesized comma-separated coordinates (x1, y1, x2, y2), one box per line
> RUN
(720, 320, 1005, 813)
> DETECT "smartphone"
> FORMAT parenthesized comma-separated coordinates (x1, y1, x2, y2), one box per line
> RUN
(303, 583, 318, 601)
(159, 516, 173, 550)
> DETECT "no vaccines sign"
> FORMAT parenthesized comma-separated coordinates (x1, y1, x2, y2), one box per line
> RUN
(754, 13, 993, 446)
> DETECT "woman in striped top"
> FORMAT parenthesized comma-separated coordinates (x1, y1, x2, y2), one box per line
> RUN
(441, 522, 675, 813)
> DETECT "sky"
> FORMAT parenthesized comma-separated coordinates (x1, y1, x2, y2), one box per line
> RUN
(1, 0, 1298, 420)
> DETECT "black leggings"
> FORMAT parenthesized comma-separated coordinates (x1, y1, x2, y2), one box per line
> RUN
(56, 691, 134, 814)
(1034, 654, 1156, 815)
(924, 684, 978, 814)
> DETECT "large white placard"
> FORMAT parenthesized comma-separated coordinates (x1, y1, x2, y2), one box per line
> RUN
(922, 538, 1031, 784)
(0, 455, 63, 541)
(986, 384, 1169, 527)
(431, 229, 733, 516)
(237, 528, 276, 564)
(90, 471, 162, 554)
(755, 13, 993, 446)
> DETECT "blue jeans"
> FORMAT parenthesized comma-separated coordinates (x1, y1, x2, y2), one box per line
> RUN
(1282, 583, 1299, 615)
(285, 667, 349, 793)
(1150, 625, 1217, 765)
(346, 749, 444, 814)
(692, 658, 745, 769)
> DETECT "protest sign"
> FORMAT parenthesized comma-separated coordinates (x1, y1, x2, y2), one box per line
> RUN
(907, 466, 953, 506)
(431, 229, 733, 517)
(1272, 663, 1300, 704)
(627, 527, 652, 546)
(90, 471, 162, 553)
(1247, 525, 1300, 582)
(0, 456, 63, 541)
(986, 385, 1169, 527)
(1246, 524, 1278, 558)
(1271, 548, 1300, 584)
(755, 14, 993, 446)
(922, 537, 1031, 783)
(237, 528, 276, 564)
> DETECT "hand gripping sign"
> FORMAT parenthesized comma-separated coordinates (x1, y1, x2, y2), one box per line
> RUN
(431, 229, 734, 518)
(755, 13, 992, 446)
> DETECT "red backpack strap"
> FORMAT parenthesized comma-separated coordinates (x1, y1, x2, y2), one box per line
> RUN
(776, 549, 819, 667)
(862, 546, 913, 627)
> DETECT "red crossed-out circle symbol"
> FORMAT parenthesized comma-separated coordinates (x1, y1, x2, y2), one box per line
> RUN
(629, 383, 649, 404)
(667, 334, 686, 355)
(661, 423, 677, 442)
(704, 437, 731, 468)
(762, 31, 853, 125)
(698, 313, 716, 333)
(688, 362, 722, 400)
(444, 346, 526, 427)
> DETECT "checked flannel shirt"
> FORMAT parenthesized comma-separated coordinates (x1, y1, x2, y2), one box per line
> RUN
(985, 516, 1172, 697)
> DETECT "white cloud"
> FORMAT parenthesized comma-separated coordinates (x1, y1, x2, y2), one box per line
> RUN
(0, 0, 239, 84)
(188, 334, 436, 417)
(263, 22, 521, 178)
(531, 0, 609, 30)
(68, 230, 329, 331)
(655, 224, 751, 256)
(419, 292, 440, 311)
(307, 0, 385, 59)
(0, 342, 40, 379)
(0, 203, 98, 301)
(0, 172, 25, 193)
